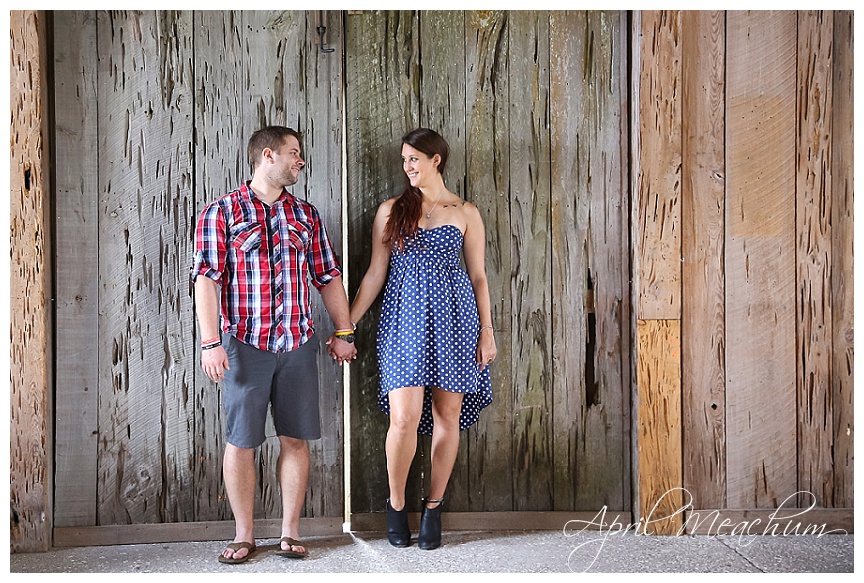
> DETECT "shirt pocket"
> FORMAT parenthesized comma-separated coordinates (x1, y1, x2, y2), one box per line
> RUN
(285, 223, 310, 251)
(229, 221, 264, 253)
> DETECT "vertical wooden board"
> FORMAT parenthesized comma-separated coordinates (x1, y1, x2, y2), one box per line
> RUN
(192, 10, 245, 522)
(240, 10, 307, 519)
(680, 10, 726, 510)
(464, 10, 514, 511)
(53, 10, 100, 528)
(636, 10, 681, 320)
(10, 9, 50, 551)
(550, 11, 586, 511)
(415, 10, 469, 508)
(345, 10, 420, 513)
(636, 320, 682, 534)
(796, 10, 834, 507)
(582, 11, 630, 511)
(830, 10, 853, 509)
(508, 11, 552, 511)
(725, 10, 797, 509)
(96, 10, 195, 524)
(419, 11, 466, 196)
(303, 9, 345, 519)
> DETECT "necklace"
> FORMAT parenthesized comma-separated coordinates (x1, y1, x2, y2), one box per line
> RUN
(424, 191, 443, 219)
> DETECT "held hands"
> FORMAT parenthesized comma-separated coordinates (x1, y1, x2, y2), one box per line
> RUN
(326, 334, 357, 366)
(201, 345, 230, 382)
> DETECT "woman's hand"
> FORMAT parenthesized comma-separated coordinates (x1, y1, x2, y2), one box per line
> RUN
(476, 327, 497, 371)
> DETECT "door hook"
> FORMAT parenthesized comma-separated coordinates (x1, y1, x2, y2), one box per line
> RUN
(317, 10, 335, 53)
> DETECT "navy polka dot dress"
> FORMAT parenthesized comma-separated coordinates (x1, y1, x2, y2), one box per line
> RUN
(377, 225, 493, 435)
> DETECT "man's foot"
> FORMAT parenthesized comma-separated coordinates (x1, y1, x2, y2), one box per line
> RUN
(277, 536, 308, 559)
(217, 540, 257, 564)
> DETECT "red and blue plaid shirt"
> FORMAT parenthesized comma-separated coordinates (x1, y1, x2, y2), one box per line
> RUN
(192, 182, 342, 353)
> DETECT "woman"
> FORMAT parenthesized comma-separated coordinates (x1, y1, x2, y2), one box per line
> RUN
(349, 128, 496, 550)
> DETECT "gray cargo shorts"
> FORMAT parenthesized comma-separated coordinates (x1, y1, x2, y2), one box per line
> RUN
(221, 333, 321, 448)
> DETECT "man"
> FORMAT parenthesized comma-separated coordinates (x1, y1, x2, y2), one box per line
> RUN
(192, 126, 356, 564)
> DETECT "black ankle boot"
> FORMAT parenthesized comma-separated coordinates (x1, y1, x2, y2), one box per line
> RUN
(386, 499, 411, 547)
(418, 498, 444, 550)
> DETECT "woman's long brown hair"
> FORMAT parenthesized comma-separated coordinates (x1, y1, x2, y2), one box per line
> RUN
(383, 128, 450, 251)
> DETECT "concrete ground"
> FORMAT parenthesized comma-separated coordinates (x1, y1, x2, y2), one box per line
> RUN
(8, 530, 854, 574)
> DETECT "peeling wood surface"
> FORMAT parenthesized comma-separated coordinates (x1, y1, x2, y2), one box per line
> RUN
(796, 10, 835, 508)
(464, 9, 514, 511)
(725, 10, 798, 509)
(53, 10, 100, 528)
(10, 9, 51, 552)
(95, 10, 196, 525)
(508, 9, 551, 511)
(551, 11, 630, 511)
(830, 10, 854, 508)
(680, 10, 726, 510)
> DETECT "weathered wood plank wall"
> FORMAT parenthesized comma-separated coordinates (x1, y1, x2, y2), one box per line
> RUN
(346, 10, 631, 515)
(830, 11, 854, 509)
(10, 9, 53, 552)
(53, 10, 100, 529)
(8, 8, 850, 550)
(635, 9, 854, 530)
(53, 9, 345, 528)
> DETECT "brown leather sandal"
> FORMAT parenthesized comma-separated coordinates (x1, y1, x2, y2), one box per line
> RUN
(217, 541, 257, 564)
(277, 536, 308, 559)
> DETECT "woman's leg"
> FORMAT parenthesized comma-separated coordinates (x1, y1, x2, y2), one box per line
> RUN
(427, 388, 464, 506)
(385, 386, 425, 510)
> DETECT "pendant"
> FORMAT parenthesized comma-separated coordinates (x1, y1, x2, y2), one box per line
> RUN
(425, 213, 431, 219)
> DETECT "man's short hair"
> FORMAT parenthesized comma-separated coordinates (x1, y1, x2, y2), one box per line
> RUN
(248, 126, 302, 169)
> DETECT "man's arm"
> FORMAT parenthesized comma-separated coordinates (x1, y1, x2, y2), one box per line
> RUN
(318, 274, 357, 365)
(194, 276, 230, 381)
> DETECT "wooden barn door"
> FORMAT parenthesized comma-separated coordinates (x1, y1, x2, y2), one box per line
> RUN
(345, 11, 631, 521)
(52, 10, 345, 537)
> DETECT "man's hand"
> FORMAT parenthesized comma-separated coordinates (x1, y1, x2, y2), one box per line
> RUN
(201, 345, 230, 381)
(326, 334, 357, 365)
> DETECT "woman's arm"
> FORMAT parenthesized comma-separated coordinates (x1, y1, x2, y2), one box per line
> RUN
(349, 200, 394, 326)
(462, 203, 497, 370)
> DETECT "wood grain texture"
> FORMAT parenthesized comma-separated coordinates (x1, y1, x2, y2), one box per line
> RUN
(551, 11, 629, 512)
(191, 9, 244, 523)
(725, 10, 797, 509)
(796, 10, 835, 508)
(680, 10, 726, 510)
(10, 9, 51, 552)
(53, 9, 100, 528)
(830, 10, 854, 508)
(96, 10, 196, 525)
(464, 9, 514, 511)
(509, 10, 551, 511)
(636, 319, 682, 534)
(549, 11, 582, 512)
(635, 10, 682, 320)
(345, 10, 420, 513)
(303, 9, 346, 520)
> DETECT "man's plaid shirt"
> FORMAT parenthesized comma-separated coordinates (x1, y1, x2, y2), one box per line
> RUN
(192, 182, 342, 352)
